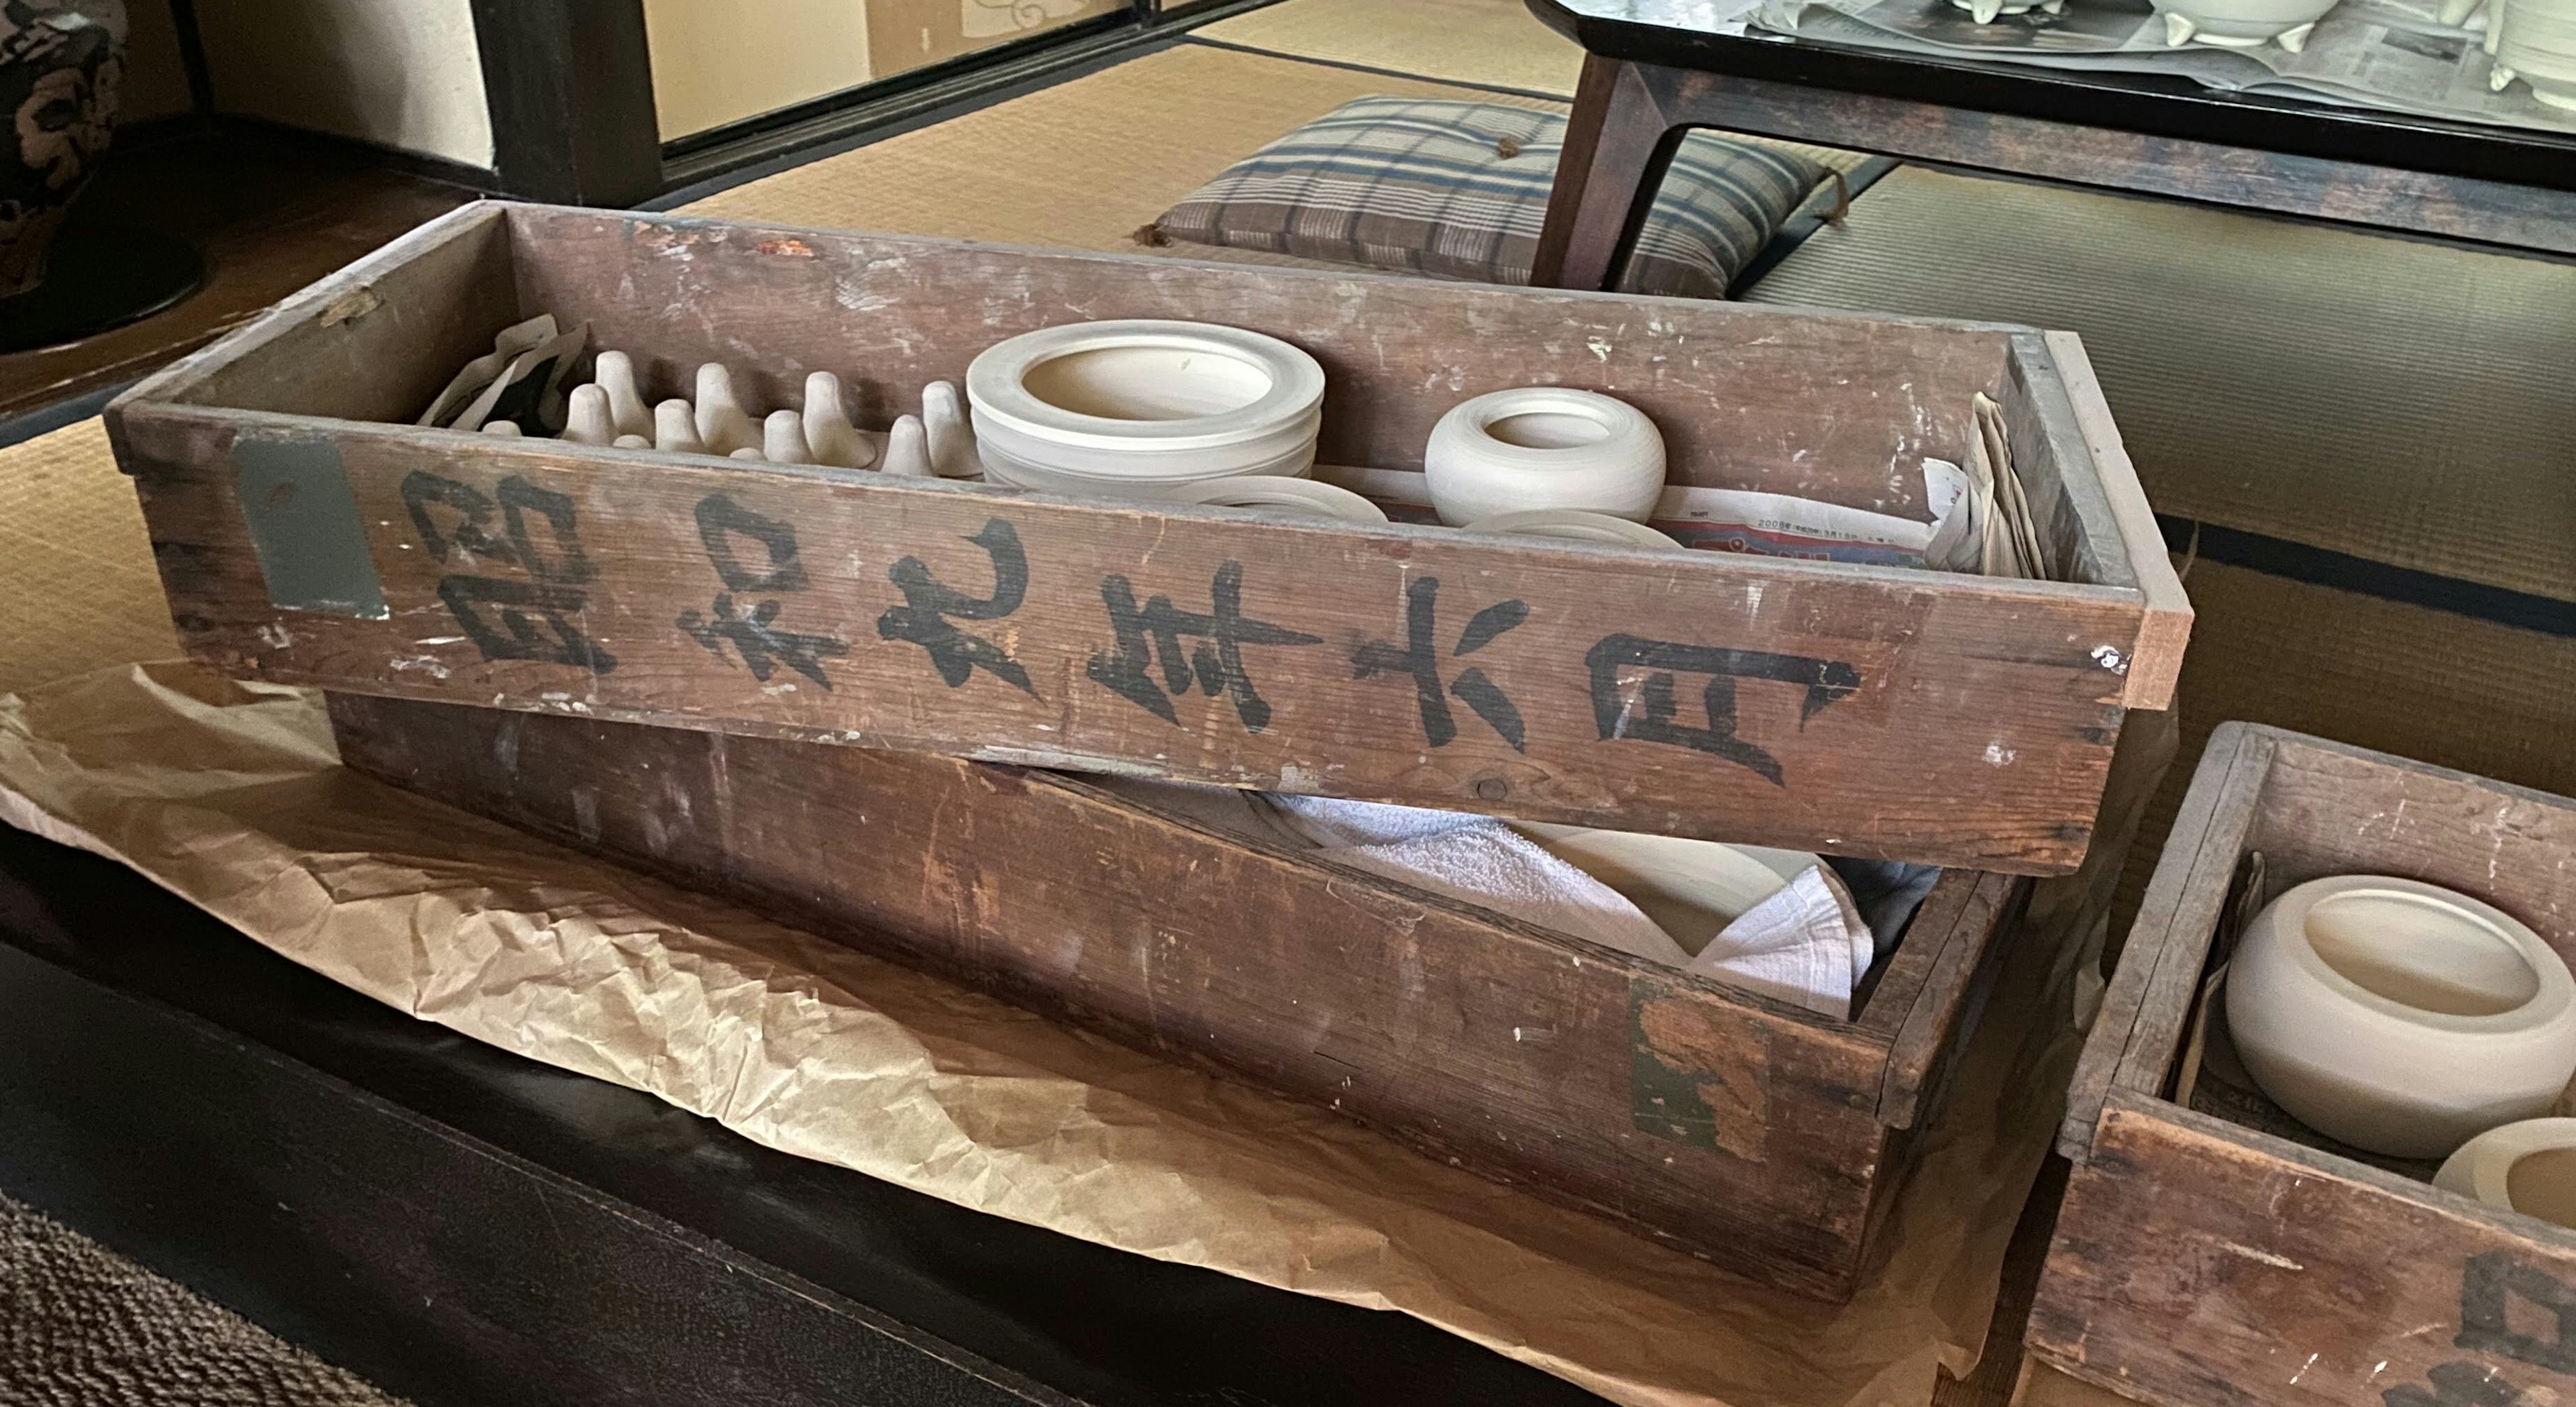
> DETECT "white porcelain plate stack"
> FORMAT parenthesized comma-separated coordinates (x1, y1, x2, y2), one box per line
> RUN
(2489, 0, 2576, 111)
(966, 321, 1328, 499)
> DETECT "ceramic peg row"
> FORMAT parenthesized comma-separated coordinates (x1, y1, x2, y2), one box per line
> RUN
(762, 409, 812, 464)
(922, 380, 979, 478)
(480, 420, 521, 437)
(562, 384, 616, 446)
(693, 364, 760, 456)
(2225, 874, 2576, 1159)
(612, 433, 650, 450)
(881, 415, 933, 477)
(802, 371, 874, 469)
(592, 350, 653, 439)
(654, 399, 707, 454)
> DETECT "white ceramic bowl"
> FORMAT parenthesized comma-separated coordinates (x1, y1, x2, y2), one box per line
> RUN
(1159, 475, 1388, 524)
(967, 321, 1327, 493)
(2436, 1118, 2576, 1229)
(1422, 387, 1665, 526)
(2226, 874, 2576, 1158)
(1514, 822, 1822, 957)
(2151, 0, 2341, 47)
(1462, 509, 1682, 552)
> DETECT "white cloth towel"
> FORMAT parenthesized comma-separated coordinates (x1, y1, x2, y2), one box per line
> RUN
(1115, 786, 1878, 1019)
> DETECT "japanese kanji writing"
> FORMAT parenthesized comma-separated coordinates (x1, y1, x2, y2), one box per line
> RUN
(1584, 634, 1861, 785)
(1352, 577, 1527, 751)
(677, 493, 849, 689)
(2387, 1361, 2528, 1407)
(1087, 561, 1320, 731)
(400, 470, 614, 673)
(876, 518, 1036, 697)
(2458, 1252, 2576, 1375)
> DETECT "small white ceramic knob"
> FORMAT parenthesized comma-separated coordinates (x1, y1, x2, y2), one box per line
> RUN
(803, 371, 874, 469)
(762, 409, 812, 464)
(563, 384, 615, 446)
(480, 420, 521, 437)
(881, 415, 932, 477)
(694, 363, 759, 456)
(653, 399, 707, 455)
(2437, 1118, 2576, 1229)
(593, 350, 653, 439)
(1423, 387, 1666, 526)
(612, 433, 651, 450)
(2226, 874, 2576, 1159)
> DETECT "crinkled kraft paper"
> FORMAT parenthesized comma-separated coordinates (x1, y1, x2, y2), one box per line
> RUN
(0, 662, 2161, 1407)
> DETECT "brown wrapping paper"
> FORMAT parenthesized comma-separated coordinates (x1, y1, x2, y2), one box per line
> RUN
(0, 661, 2161, 1407)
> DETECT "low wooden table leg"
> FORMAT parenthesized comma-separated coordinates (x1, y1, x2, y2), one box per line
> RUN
(1532, 54, 1682, 291)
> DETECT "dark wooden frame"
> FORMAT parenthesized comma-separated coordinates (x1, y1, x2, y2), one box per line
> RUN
(105, 201, 2188, 874)
(324, 688, 2031, 1302)
(1525, 1, 2576, 289)
(2025, 723, 2576, 1407)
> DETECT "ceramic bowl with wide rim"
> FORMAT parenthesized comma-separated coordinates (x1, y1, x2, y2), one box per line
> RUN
(1461, 509, 1683, 552)
(1512, 823, 1825, 957)
(967, 320, 1327, 486)
(2224, 874, 2576, 1158)
(1159, 474, 1389, 524)
(1422, 386, 1666, 526)
(2436, 1118, 2576, 1229)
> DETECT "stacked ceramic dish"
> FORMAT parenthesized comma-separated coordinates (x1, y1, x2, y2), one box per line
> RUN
(965, 321, 1328, 498)
(2488, 0, 2576, 111)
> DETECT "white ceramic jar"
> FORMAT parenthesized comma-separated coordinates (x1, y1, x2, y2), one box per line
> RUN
(2436, 1118, 2576, 1229)
(2151, 0, 2342, 48)
(2489, 0, 2576, 111)
(1422, 388, 1665, 527)
(2226, 874, 2576, 1159)
(966, 321, 1326, 497)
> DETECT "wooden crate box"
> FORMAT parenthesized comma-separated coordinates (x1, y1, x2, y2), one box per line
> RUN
(327, 690, 2036, 1302)
(107, 201, 2186, 876)
(2027, 725, 2576, 1407)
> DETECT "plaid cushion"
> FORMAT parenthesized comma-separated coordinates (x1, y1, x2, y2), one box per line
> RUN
(1150, 97, 1830, 301)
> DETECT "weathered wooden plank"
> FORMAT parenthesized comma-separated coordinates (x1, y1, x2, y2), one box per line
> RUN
(118, 201, 519, 429)
(2039, 332, 2190, 713)
(123, 406, 2146, 872)
(2056, 723, 2274, 1157)
(2032, 1092, 2576, 1407)
(326, 690, 1962, 1300)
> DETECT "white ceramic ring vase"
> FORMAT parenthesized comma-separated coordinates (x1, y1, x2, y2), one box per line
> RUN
(2225, 874, 2576, 1159)
(2436, 1118, 2576, 1229)
(1421, 387, 1666, 526)
(966, 321, 1326, 496)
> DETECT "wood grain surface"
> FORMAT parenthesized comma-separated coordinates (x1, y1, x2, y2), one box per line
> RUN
(328, 690, 2019, 1300)
(2037, 728, 2576, 1406)
(113, 203, 2184, 872)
